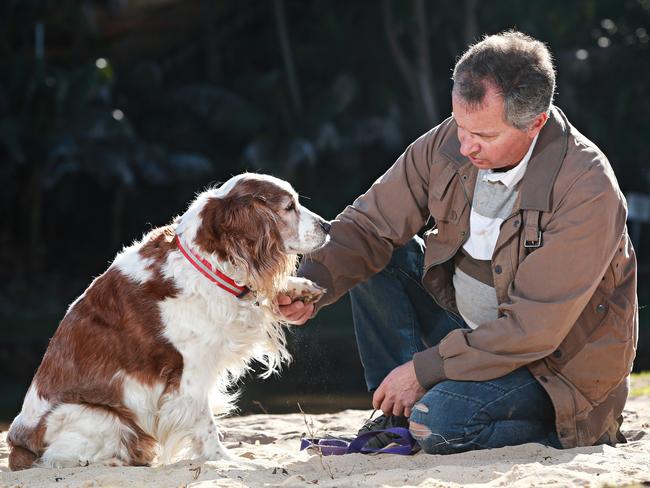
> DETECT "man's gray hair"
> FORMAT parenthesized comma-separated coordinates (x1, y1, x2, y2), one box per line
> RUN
(452, 30, 556, 130)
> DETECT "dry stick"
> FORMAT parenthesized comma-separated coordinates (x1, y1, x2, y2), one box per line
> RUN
(252, 400, 269, 415)
(298, 402, 335, 480)
(189, 465, 202, 480)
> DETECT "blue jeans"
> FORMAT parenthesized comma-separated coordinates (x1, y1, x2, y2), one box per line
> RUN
(349, 236, 561, 453)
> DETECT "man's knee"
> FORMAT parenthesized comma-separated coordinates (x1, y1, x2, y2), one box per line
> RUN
(409, 402, 435, 445)
(408, 402, 457, 454)
(408, 394, 482, 454)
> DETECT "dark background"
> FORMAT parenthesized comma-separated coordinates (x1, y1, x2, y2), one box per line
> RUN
(1, 0, 649, 423)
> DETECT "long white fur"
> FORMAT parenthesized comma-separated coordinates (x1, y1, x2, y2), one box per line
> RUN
(20, 174, 327, 467)
(11, 384, 51, 430)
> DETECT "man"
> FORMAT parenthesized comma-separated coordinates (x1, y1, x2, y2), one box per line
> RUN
(279, 30, 637, 454)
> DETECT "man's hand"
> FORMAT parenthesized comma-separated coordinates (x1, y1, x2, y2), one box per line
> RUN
(373, 360, 426, 418)
(277, 294, 314, 325)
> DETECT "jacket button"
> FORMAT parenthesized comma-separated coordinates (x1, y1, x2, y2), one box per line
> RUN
(540, 376, 548, 383)
(553, 350, 562, 358)
(513, 220, 520, 228)
(494, 265, 502, 274)
(462, 174, 468, 180)
(460, 231, 466, 236)
(596, 304, 607, 313)
(559, 429, 567, 437)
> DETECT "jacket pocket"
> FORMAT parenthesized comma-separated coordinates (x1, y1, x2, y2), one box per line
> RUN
(428, 163, 465, 225)
(556, 305, 634, 404)
(552, 289, 631, 365)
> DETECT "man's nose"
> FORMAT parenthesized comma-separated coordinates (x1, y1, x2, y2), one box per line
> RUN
(459, 138, 478, 157)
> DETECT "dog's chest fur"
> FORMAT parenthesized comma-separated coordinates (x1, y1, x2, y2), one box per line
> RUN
(117, 239, 281, 425)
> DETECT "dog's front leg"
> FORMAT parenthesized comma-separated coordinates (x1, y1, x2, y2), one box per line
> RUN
(284, 276, 325, 304)
(190, 409, 235, 462)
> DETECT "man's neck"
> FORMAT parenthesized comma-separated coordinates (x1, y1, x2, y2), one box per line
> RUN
(492, 162, 520, 173)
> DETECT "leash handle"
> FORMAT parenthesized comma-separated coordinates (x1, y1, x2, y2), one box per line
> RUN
(347, 427, 415, 455)
(300, 437, 350, 456)
(300, 427, 416, 456)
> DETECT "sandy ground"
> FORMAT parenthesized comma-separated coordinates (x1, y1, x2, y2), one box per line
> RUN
(1, 390, 649, 488)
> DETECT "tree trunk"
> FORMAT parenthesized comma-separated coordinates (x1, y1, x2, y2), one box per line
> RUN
(272, 0, 302, 117)
(414, 0, 438, 124)
(382, 0, 419, 102)
(383, 0, 439, 126)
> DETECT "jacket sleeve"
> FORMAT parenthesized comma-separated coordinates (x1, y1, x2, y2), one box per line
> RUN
(415, 162, 628, 386)
(299, 122, 450, 310)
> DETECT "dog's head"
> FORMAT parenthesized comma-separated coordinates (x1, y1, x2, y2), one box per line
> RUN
(176, 173, 330, 295)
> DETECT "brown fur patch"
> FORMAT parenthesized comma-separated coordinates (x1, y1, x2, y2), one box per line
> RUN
(8, 445, 38, 471)
(8, 226, 183, 468)
(8, 176, 305, 469)
(194, 178, 297, 296)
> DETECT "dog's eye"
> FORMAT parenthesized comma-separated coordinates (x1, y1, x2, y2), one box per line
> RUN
(285, 202, 296, 212)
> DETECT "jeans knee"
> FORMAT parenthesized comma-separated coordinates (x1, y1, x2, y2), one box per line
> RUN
(408, 398, 479, 454)
(409, 421, 433, 440)
(408, 420, 464, 455)
(408, 403, 449, 454)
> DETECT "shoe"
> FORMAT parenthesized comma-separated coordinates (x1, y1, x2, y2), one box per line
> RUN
(595, 415, 627, 445)
(357, 412, 410, 449)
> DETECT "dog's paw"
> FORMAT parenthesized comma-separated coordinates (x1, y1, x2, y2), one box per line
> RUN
(284, 277, 326, 305)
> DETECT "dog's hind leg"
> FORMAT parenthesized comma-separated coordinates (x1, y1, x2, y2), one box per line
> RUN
(39, 404, 146, 468)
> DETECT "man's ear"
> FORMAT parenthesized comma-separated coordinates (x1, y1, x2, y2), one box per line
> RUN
(526, 112, 548, 138)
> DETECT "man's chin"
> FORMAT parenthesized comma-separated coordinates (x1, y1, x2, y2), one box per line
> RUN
(469, 157, 491, 168)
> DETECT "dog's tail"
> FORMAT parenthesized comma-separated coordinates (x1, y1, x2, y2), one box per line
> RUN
(7, 417, 47, 471)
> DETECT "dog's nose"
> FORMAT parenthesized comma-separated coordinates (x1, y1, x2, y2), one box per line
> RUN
(320, 221, 331, 233)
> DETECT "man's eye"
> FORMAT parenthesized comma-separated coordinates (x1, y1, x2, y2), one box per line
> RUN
(285, 202, 296, 211)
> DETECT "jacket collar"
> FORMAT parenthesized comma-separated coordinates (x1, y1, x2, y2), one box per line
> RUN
(439, 106, 570, 212)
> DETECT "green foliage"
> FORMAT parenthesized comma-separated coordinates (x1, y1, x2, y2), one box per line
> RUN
(0, 0, 648, 279)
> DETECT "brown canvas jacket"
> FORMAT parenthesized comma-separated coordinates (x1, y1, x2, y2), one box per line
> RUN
(299, 106, 638, 449)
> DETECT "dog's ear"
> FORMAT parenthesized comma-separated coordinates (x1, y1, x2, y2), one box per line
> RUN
(196, 196, 296, 293)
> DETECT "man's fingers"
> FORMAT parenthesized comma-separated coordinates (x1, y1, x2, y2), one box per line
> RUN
(277, 294, 293, 306)
(290, 305, 314, 325)
(372, 385, 385, 411)
(391, 400, 405, 417)
(279, 299, 306, 317)
(278, 299, 314, 325)
(380, 397, 393, 416)
(302, 303, 315, 318)
(393, 403, 405, 417)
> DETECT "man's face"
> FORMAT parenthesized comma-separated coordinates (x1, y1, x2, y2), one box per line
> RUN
(451, 85, 547, 170)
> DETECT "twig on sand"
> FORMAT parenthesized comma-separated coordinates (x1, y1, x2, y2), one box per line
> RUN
(252, 400, 269, 414)
(189, 465, 201, 480)
(298, 402, 335, 480)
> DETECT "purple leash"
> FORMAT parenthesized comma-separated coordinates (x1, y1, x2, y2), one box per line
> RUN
(300, 427, 416, 456)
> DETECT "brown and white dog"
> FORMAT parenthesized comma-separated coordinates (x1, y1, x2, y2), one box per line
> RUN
(8, 173, 329, 470)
